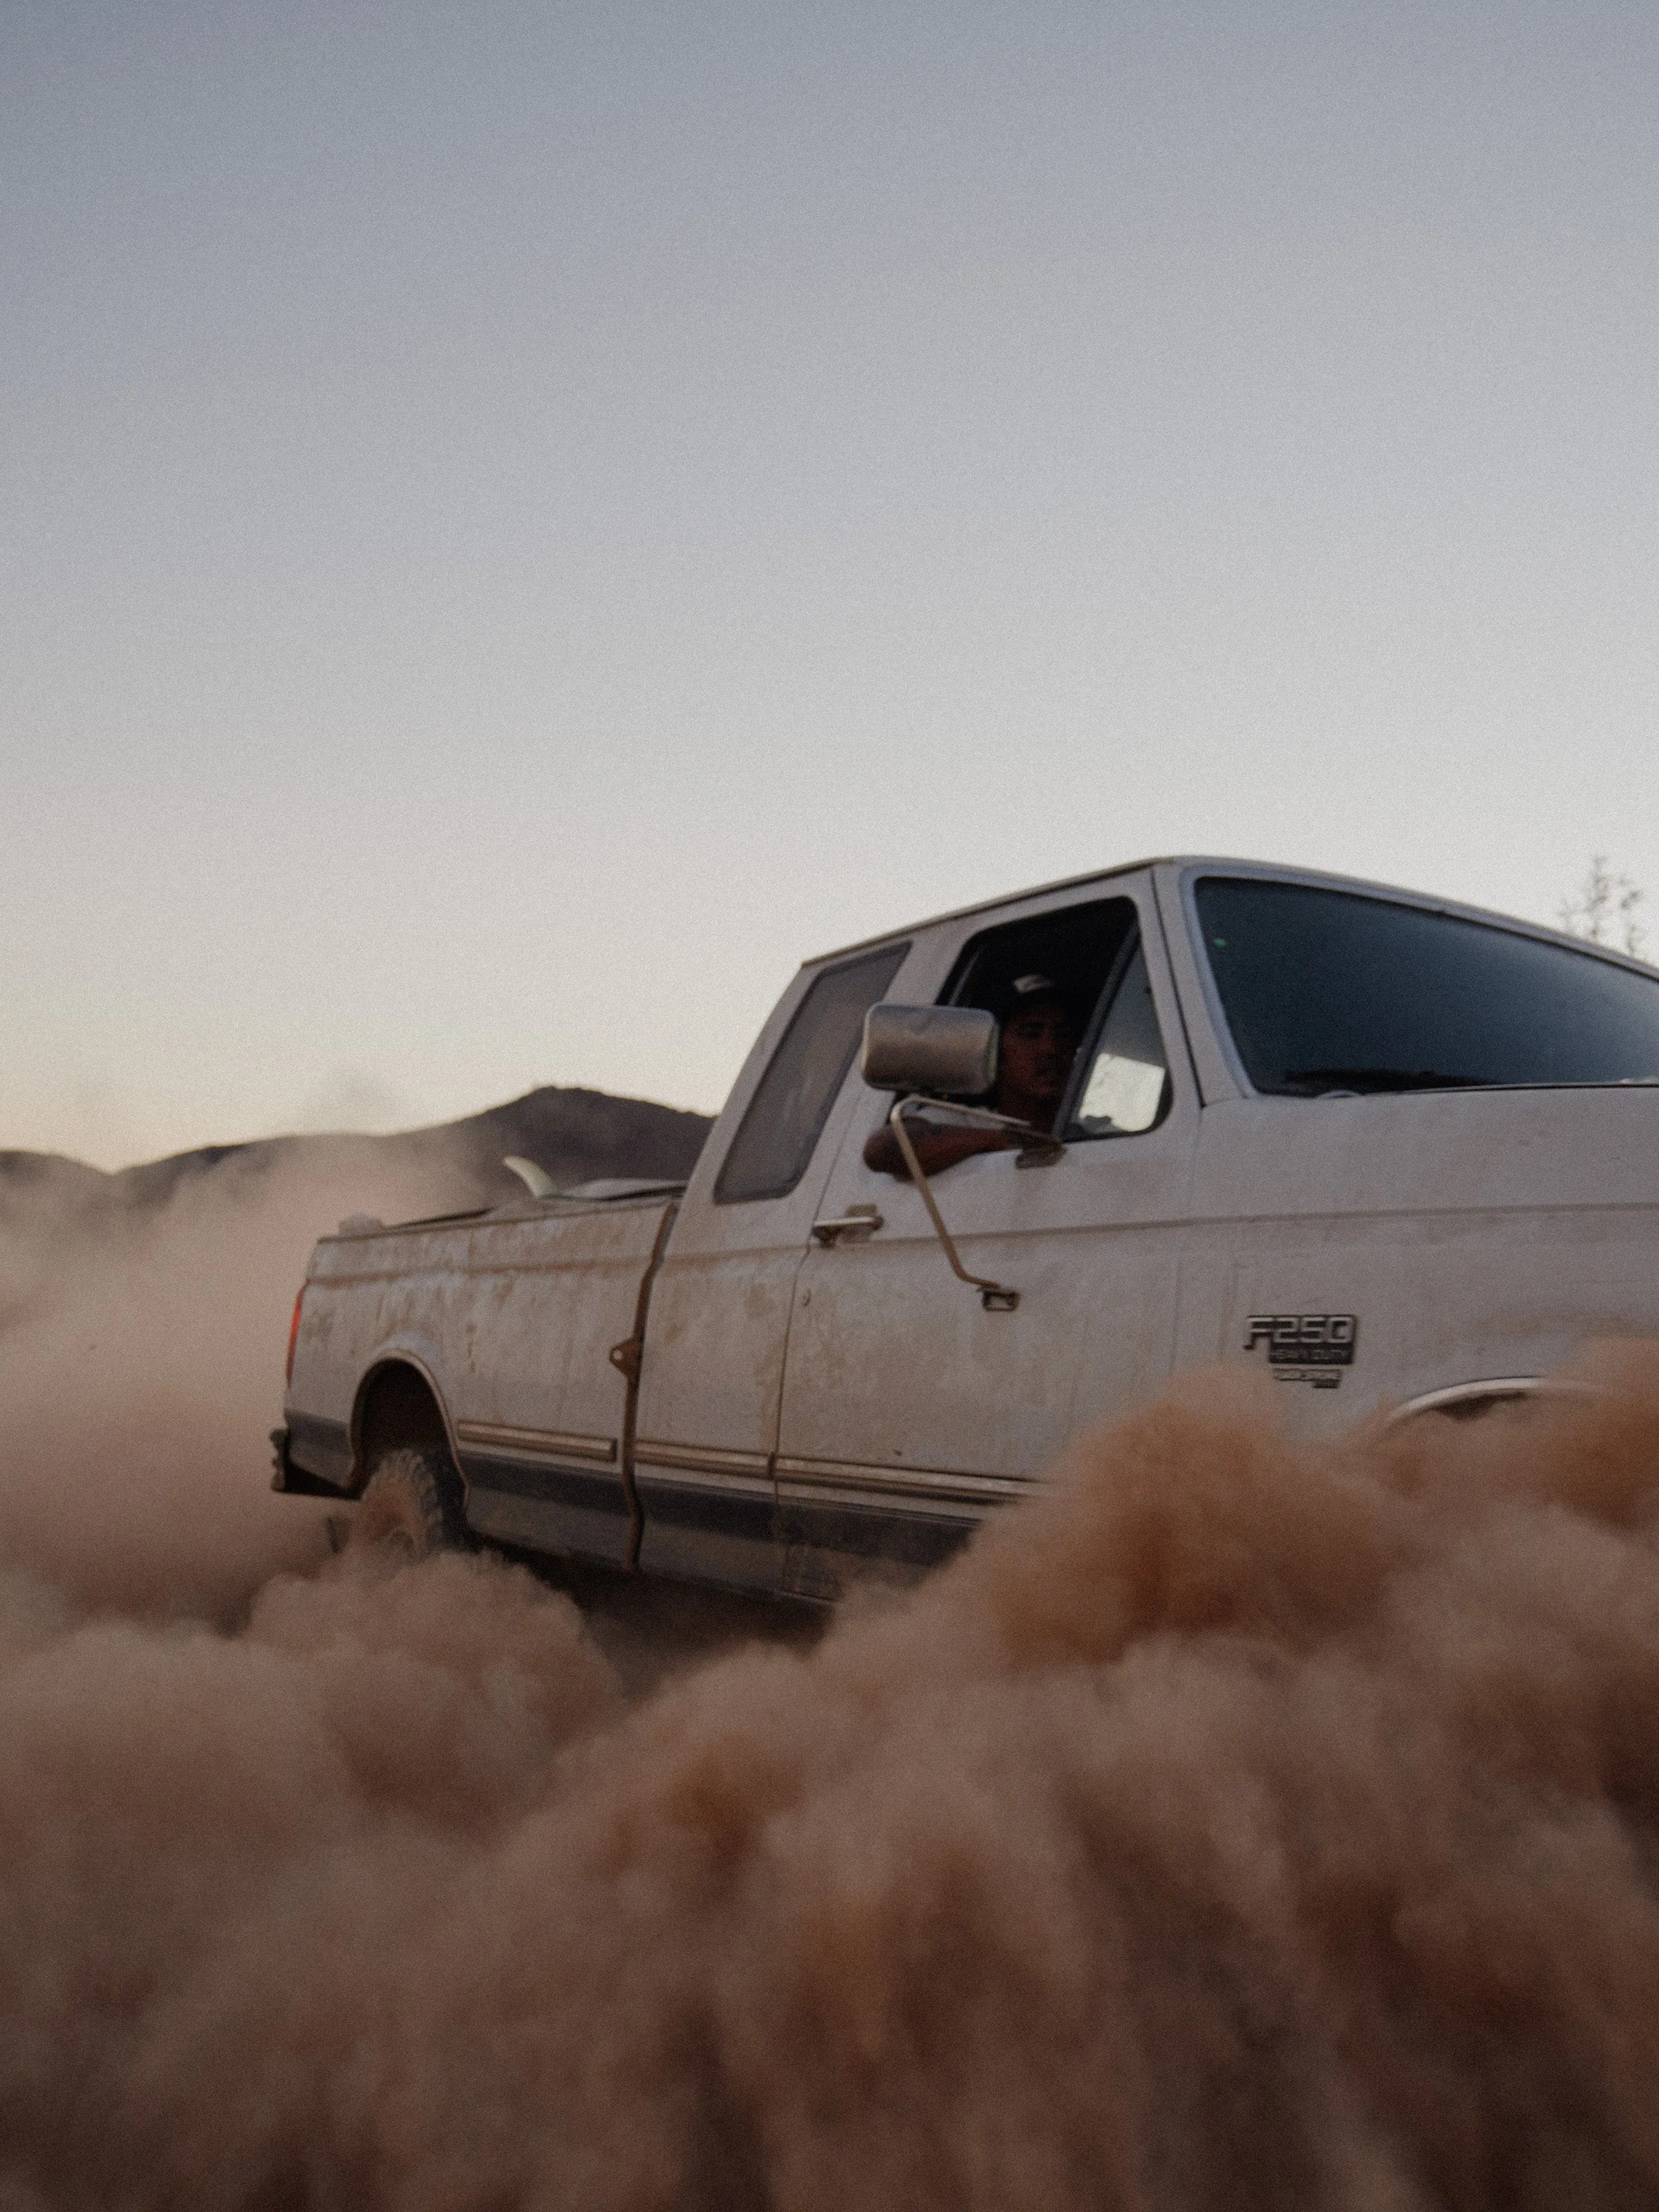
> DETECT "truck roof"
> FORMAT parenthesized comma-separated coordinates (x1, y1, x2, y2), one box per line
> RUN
(807, 854, 1658, 980)
(807, 855, 1428, 967)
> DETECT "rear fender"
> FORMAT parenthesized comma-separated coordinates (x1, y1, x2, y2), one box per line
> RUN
(350, 1356, 465, 1499)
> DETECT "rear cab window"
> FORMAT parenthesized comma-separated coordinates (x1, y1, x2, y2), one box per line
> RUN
(1192, 875, 1659, 1096)
(715, 944, 910, 1203)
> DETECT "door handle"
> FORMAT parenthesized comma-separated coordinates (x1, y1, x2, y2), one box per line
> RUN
(811, 1204, 884, 1246)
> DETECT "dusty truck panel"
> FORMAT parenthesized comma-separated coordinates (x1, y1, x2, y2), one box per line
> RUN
(279, 853, 1659, 1603)
(1174, 1084, 1659, 1431)
(444, 1192, 677, 1565)
(284, 1212, 494, 1486)
(285, 1192, 679, 1566)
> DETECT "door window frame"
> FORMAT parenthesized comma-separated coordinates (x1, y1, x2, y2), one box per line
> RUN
(935, 894, 1173, 1147)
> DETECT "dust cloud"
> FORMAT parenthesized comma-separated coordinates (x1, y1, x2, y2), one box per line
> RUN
(0, 1143, 462, 1615)
(6, 1161, 1659, 2206)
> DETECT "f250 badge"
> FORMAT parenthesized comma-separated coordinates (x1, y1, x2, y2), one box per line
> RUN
(1244, 1313, 1358, 1389)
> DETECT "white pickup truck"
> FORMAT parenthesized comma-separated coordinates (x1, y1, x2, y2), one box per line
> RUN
(274, 857, 1659, 1598)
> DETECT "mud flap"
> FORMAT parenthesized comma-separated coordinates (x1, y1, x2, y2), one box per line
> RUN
(269, 1427, 350, 1499)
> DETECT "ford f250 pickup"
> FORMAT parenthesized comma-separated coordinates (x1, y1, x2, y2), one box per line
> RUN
(274, 857, 1659, 1598)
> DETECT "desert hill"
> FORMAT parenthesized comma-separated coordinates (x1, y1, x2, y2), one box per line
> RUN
(0, 1086, 715, 1218)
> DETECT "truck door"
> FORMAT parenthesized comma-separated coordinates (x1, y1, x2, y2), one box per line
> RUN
(774, 881, 1198, 1598)
(632, 939, 910, 1591)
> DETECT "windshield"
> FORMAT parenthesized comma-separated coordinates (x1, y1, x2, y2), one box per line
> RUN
(1194, 877, 1659, 1097)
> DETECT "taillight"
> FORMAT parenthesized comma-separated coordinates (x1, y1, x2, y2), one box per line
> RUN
(285, 1286, 306, 1385)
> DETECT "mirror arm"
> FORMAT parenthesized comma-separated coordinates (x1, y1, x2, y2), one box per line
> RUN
(888, 1096, 1032, 1311)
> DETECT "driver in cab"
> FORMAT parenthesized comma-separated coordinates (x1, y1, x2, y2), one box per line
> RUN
(862, 974, 1080, 1180)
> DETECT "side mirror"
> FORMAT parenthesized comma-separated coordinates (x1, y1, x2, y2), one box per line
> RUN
(861, 1003, 998, 1096)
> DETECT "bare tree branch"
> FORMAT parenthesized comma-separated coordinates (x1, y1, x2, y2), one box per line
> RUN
(1559, 855, 1647, 957)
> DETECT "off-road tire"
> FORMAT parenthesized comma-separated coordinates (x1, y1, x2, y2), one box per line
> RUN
(352, 1443, 472, 1560)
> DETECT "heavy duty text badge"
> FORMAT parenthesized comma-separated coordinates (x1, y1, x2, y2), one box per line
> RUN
(1244, 1313, 1358, 1387)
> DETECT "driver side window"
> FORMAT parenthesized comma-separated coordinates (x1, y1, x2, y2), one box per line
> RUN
(943, 897, 1171, 1142)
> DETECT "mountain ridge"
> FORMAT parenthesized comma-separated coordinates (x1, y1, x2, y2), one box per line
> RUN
(0, 1085, 715, 1215)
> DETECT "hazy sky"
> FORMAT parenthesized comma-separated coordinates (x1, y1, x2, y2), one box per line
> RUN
(6, 1, 1656, 1167)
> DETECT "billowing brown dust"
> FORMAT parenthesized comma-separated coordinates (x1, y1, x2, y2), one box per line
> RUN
(6, 1168, 1659, 2206)
(0, 1145, 461, 1615)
